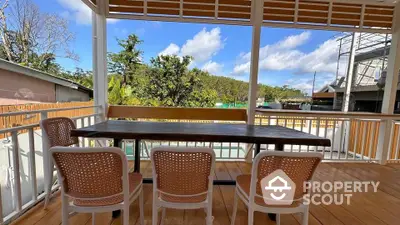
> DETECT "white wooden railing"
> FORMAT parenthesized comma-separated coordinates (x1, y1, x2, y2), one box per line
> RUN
(254, 109, 400, 163)
(0, 105, 102, 224)
(131, 110, 397, 163)
(2, 106, 400, 224)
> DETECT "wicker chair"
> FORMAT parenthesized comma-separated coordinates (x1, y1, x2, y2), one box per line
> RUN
(231, 151, 322, 225)
(151, 147, 216, 225)
(40, 117, 79, 208)
(50, 147, 144, 225)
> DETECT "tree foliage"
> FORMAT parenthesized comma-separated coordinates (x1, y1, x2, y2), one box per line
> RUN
(0, 20, 306, 108)
(145, 55, 216, 107)
(0, 0, 76, 73)
(108, 34, 142, 85)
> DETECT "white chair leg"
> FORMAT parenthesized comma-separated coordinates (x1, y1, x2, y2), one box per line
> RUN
(230, 190, 238, 225)
(139, 190, 145, 225)
(248, 209, 254, 225)
(302, 207, 309, 225)
(123, 206, 129, 225)
(44, 166, 53, 209)
(206, 205, 213, 225)
(61, 193, 69, 225)
(44, 190, 51, 209)
(152, 205, 158, 225)
(276, 214, 281, 225)
(160, 208, 166, 225)
(92, 213, 95, 225)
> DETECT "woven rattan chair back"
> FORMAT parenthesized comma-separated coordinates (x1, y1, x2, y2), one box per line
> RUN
(41, 117, 79, 148)
(51, 147, 126, 199)
(151, 147, 215, 198)
(252, 152, 322, 200)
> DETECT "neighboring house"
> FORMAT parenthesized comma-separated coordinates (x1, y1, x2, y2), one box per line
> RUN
(0, 59, 92, 105)
(312, 82, 338, 111)
(330, 33, 400, 113)
(334, 84, 400, 113)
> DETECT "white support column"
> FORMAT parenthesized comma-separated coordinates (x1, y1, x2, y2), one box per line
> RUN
(377, 3, 400, 164)
(92, 3, 108, 122)
(247, 0, 263, 125)
(245, 0, 263, 163)
(342, 32, 358, 112)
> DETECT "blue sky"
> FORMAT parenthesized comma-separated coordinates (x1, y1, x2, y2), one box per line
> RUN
(34, 0, 344, 94)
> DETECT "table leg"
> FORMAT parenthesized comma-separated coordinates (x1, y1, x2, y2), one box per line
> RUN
(255, 143, 261, 156)
(113, 138, 122, 148)
(275, 143, 284, 151)
(134, 139, 141, 173)
(112, 138, 122, 218)
(267, 143, 285, 222)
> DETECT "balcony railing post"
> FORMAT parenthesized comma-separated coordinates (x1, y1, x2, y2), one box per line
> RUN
(28, 128, 38, 201)
(40, 111, 52, 207)
(0, 181, 2, 225)
(11, 131, 22, 213)
(377, 119, 393, 165)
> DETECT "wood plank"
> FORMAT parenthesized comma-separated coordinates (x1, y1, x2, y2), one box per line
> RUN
(11, 192, 62, 225)
(10, 162, 400, 225)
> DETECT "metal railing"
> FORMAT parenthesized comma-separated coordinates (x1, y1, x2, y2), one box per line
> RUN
(0, 105, 101, 224)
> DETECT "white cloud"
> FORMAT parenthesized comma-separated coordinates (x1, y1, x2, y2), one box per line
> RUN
(232, 31, 339, 77)
(202, 61, 224, 75)
(181, 28, 224, 63)
(239, 31, 311, 63)
(57, 0, 118, 25)
(286, 78, 314, 94)
(159, 43, 180, 56)
(107, 18, 119, 24)
(158, 28, 224, 64)
(232, 62, 250, 75)
(285, 75, 334, 95)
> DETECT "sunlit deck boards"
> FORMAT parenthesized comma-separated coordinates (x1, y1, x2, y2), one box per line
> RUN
(10, 162, 400, 225)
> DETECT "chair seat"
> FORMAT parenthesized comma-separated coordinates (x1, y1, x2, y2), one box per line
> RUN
(236, 175, 300, 208)
(73, 173, 142, 207)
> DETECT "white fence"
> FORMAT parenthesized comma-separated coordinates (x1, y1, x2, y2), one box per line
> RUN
(2, 106, 400, 224)
(0, 105, 101, 224)
(254, 111, 381, 162)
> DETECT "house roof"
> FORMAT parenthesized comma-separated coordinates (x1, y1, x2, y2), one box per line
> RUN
(0, 59, 93, 94)
(317, 84, 336, 93)
(334, 84, 386, 92)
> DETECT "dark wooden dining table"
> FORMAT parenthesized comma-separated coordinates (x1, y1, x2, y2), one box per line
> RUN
(71, 120, 331, 219)
(71, 120, 331, 183)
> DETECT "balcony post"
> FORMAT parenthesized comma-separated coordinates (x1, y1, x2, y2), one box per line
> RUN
(377, 3, 400, 164)
(40, 111, 52, 209)
(244, 0, 263, 163)
(92, 2, 107, 123)
(246, 0, 263, 125)
(342, 32, 358, 112)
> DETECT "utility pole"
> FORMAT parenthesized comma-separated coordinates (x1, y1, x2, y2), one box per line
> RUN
(310, 71, 316, 109)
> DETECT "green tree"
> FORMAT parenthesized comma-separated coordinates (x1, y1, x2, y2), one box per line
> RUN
(0, 0, 77, 68)
(146, 55, 216, 107)
(108, 34, 142, 85)
(59, 68, 93, 89)
(108, 75, 140, 105)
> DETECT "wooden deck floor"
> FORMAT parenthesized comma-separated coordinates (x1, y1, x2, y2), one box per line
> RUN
(10, 162, 400, 225)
